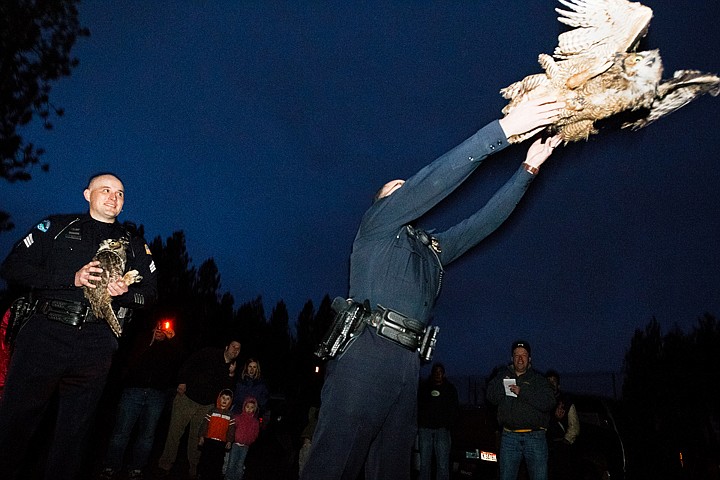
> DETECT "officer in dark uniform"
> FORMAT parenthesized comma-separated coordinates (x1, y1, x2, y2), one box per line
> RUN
(301, 97, 565, 480)
(0, 172, 158, 480)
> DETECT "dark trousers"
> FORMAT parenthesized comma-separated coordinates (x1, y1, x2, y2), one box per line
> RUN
(301, 328, 420, 480)
(198, 438, 228, 480)
(0, 313, 117, 480)
(103, 387, 170, 471)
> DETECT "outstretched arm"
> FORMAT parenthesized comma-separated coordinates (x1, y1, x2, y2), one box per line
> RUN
(522, 134, 562, 174)
(437, 135, 563, 264)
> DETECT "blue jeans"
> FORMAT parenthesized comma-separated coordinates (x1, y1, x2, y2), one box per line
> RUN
(499, 430, 548, 480)
(104, 387, 170, 471)
(225, 443, 249, 480)
(418, 427, 451, 480)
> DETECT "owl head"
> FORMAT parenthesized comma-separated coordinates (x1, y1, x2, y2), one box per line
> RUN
(96, 237, 129, 258)
(621, 49, 663, 85)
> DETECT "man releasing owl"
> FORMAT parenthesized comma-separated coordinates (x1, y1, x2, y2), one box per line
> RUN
(83, 237, 142, 337)
(501, 0, 720, 143)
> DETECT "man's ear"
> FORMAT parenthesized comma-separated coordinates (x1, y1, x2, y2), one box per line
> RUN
(83, 189, 91, 202)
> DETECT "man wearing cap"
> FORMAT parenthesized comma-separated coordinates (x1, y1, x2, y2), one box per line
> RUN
(487, 341, 556, 480)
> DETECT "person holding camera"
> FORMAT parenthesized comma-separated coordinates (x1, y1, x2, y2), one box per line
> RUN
(99, 320, 183, 480)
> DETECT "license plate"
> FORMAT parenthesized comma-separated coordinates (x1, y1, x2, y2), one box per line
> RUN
(480, 451, 497, 462)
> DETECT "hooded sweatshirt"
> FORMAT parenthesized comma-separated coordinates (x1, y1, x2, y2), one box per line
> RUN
(233, 396, 260, 446)
(200, 389, 236, 442)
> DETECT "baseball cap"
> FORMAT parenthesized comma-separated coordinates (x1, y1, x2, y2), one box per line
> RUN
(511, 340, 531, 356)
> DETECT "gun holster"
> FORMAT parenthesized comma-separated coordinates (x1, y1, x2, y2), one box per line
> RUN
(5, 297, 37, 346)
(314, 298, 440, 362)
(314, 297, 369, 361)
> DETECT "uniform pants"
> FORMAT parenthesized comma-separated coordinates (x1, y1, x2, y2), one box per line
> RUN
(0, 314, 117, 480)
(300, 328, 420, 480)
(157, 392, 210, 477)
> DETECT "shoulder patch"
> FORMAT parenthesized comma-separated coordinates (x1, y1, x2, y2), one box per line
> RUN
(145, 244, 152, 255)
(36, 219, 51, 233)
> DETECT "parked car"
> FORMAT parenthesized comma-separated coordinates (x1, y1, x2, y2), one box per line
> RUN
(450, 404, 501, 479)
(450, 394, 628, 480)
(572, 394, 628, 480)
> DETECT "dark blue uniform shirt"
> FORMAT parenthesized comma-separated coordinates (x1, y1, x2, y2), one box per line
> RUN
(349, 120, 534, 326)
(1, 213, 157, 309)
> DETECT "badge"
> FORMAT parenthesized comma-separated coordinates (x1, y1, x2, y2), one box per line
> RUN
(36, 219, 51, 232)
(145, 244, 152, 255)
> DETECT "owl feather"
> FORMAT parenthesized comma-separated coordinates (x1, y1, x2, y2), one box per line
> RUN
(501, 0, 720, 143)
(83, 237, 142, 337)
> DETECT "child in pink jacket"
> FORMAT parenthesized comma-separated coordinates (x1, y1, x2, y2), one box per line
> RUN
(225, 396, 260, 480)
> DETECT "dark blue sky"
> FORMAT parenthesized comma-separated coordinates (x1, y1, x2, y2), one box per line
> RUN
(1, 0, 719, 378)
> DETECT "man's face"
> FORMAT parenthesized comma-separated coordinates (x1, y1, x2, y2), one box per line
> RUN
(431, 366, 444, 385)
(247, 361, 258, 378)
(548, 375, 559, 392)
(512, 347, 530, 375)
(84, 174, 124, 223)
(225, 341, 241, 361)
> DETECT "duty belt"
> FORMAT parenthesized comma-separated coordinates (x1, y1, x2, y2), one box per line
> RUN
(39, 298, 101, 327)
(315, 298, 439, 361)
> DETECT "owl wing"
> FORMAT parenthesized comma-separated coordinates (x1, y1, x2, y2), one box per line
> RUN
(623, 70, 720, 130)
(554, 0, 653, 61)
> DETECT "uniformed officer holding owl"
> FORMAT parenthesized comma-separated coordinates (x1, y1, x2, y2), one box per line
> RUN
(0, 172, 158, 480)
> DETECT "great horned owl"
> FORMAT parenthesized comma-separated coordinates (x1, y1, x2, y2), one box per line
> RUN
(83, 237, 142, 337)
(501, 0, 720, 143)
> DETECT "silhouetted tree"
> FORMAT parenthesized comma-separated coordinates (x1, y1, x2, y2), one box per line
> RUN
(1, 0, 90, 230)
(234, 295, 267, 357)
(264, 301, 293, 393)
(622, 314, 720, 479)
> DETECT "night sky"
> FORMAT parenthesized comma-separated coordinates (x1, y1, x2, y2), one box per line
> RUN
(1, 0, 719, 380)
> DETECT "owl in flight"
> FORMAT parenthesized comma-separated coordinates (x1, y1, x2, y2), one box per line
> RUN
(83, 237, 142, 337)
(501, 0, 720, 143)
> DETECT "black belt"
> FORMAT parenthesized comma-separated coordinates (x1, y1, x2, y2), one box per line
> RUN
(315, 298, 439, 361)
(503, 427, 547, 433)
(38, 298, 101, 327)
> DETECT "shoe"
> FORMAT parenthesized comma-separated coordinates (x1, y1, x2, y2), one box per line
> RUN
(128, 469, 143, 479)
(98, 468, 116, 480)
(152, 466, 171, 478)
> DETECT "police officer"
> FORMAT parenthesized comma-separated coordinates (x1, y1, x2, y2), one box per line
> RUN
(0, 172, 158, 480)
(300, 97, 565, 480)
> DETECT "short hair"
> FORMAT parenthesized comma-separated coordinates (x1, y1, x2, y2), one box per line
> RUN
(431, 362, 445, 375)
(87, 172, 123, 189)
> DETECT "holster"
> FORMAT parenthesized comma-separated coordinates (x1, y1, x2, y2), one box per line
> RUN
(314, 298, 368, 360)
(5, 297, 37, 346)
(314, 298, 439, 362)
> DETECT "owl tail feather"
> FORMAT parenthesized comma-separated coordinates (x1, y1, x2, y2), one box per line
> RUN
(99, 303, 123, 337)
